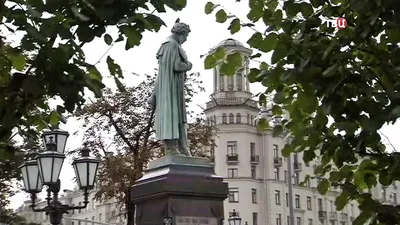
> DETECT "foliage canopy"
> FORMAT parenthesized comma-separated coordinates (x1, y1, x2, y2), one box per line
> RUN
(204, 0, 400, 224)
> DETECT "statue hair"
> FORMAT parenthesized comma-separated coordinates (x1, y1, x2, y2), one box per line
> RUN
(171, 22, 191, 35)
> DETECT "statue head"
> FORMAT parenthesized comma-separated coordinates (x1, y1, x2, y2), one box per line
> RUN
(171, 22, 191, 44)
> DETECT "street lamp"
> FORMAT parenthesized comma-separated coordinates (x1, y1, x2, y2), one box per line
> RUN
(228, 209, 242, 225)
(19, 129, 100, 225)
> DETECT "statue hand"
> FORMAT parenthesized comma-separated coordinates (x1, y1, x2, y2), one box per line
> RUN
(187, 61, 193, 71)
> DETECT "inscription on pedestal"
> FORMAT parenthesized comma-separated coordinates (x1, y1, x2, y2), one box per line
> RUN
(175, 216, 218, 225)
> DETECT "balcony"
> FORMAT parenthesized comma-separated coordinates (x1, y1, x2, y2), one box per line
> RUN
(226, 154, 239, 164)
(318, 211, 327, 219)
(294, 162, 302, 172)
(340, 213, 348, 221)
(273, 157, 283, 167)
(329, 212, 338, 220)
(250, 155, 259, 164)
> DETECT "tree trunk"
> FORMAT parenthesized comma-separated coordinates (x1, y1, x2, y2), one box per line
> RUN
(126, 191, 135, 225)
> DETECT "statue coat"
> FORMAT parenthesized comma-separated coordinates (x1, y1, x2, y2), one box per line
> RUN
(149, 37, 190, 141)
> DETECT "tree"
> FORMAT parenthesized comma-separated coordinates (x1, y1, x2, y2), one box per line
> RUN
(0, 0, 187, 217)
(0, 209, 41, 225)
(204, 0, 400, 224)
(0, 0, 188, 159)
(73, 72, 216, 225)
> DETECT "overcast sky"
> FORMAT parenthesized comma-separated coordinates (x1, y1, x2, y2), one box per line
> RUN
(8, 0, 400, 209)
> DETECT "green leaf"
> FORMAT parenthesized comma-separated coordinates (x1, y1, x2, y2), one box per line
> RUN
(259, 33, 278, 53)
(106, 56, 123, 78)
(281, 144, 292, 157)
(204, 55, 217, 69)
(204, 2, 215, 14)
(271, 40, 288, 64)
(227, 52, 243, 67)
(317, 178, 330, 195)
(121, 26, 143, 50)
(300, 2, 313, 18)
(322, 64, 338, 77)
(220, 63, 236, 75)
(114, 77, 126, 92)
(273, 92, 285, 104)
(257, 118, 269, 131)
(215, 9, 228, 23)
(8, 53, 26, 71)
(335, 191, 349, 210)
(49, 111, 61, 125)
(310, 0, 324, 7)
(247, 32, 263, 48)
(71, 6, 90, 21)
(360, 115, 382, 132)
(88, 66, 103, 81)
(228, 18, 241, 34)
(104, 34, 113, 45)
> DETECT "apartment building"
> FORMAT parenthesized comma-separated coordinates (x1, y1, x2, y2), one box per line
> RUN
(204, 38, 400, 225)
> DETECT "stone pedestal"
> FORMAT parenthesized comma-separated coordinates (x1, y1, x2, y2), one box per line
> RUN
(131, 155, 228, 225)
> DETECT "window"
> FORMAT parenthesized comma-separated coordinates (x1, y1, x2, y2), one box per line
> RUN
(252, 189, 257, 203)
(229, 113, 234, 123)
(92, 216, 95, 222)
(78, 202, 82, 213)
(276, 214, 282, 225)
(228, 168, 238, 178)
(284, 170, 288, 182)
(307, 196, 312, 210)
(227, 141, 237, 155)
(72, 222, 75, 225)
(350, 204, 354, 215)
(247, 114, 250, 124)
(228, 188, 239, 202)
(236, 70, 243, 90)
(295, 195, 300, 208)
(273, 144, 279, 158)
(250, 143, 256, 156)
(286, 193, 289, 207)
(274, 168, 280, 180)
(318, 198, 323, 210)
(275, 190, 281, 205)
(296, 217, 301, 225)
(308, 219, 313, 225)
(253, 213, 258, 225)
(236, 113, 241, 123)
(294, 172, 300, 185)
(72, 204, 75, 215)
(287, 216, 290, 225)
(78, 221, 81, 225)
(222, 113, 227, 124)
(99, 213, 102, 222)
(251, 115, 254, 125)
(251, 166, 256, 179)
(329, 200, 334, 211)
(91, 198, 95, 210)
(228, 76, 234, 90)
(394, 193, 397, 204)
(220, 74, 225, 90)
(213, 115, 216, 124)
(85, 218, 88, 225)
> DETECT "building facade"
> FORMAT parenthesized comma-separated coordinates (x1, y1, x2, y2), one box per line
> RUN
(16, 187, 125, 225)
(204, 39, 400, 225)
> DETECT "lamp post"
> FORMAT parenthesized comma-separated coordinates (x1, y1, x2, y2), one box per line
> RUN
(227, 209, 242, 225)
(18, 129, 100, 225)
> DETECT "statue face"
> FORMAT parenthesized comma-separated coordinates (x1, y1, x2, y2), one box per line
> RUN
(178, 33, 189, 44)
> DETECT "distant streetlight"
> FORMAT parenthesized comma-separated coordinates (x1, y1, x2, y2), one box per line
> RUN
(228, 209, 242, 225)
(19, 129, 100, 225)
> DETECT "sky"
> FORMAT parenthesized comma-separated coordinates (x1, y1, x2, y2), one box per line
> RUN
(7, 0, 400, 210)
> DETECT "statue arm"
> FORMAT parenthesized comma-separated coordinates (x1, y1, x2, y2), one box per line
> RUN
(174, 60, 191, 72)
